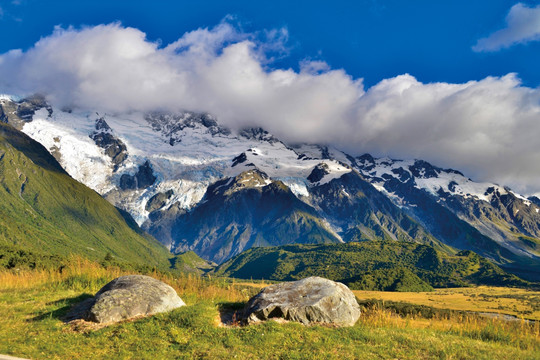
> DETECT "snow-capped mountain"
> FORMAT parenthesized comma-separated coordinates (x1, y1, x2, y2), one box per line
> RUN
(352, 155, 540, 265)
(1, 95, 539, 279)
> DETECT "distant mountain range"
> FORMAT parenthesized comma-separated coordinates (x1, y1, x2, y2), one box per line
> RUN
(1, 95, 539, 281)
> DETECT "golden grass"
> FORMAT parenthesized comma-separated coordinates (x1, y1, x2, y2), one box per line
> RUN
(357, 301, 540, 348)
(0, 256, 251, 303)
(354, 286, 540, 321)
(0, 257, 114, 289)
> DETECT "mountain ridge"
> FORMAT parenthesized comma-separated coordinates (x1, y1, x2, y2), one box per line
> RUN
(1, 95, 539, 279)
(214, 241, 532, 290)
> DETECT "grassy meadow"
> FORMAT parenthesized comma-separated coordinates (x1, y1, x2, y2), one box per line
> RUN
(0, 259, 538, 360)
(355, 286, 540, 321)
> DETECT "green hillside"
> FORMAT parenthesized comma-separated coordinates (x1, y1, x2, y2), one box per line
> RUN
(0, 122, 171, 267)
(170, 251, 216, 274)
(214, 241, 531, 291)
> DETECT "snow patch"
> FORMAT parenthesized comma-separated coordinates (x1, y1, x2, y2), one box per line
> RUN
(316, 162, 351, 185)
(22, 115, 114, 193)
(358, 156, 505, 203)
(510, 191, 531, 206)
(279, 178, 309, 197)
(0, 94, 15, 101)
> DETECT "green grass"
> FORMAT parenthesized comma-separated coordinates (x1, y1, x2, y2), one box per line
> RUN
(0, 263, 538, 360)
(1, 287, 538, 359)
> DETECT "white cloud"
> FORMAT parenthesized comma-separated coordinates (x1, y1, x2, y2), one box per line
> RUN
(348, 73, 540, 195)
(1, 22, 540, 195)
(473, 3, 540, 52)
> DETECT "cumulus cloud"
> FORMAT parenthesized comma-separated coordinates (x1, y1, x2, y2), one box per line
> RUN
(349, 74, 540, 195)
(473, 3, 540, 52)
(1, 22, 540, 195)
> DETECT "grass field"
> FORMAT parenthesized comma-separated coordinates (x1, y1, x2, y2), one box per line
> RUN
(354, 286, 540, 321)
(0, 261, 538, 360)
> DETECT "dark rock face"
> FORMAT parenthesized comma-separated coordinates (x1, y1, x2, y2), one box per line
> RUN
(307, 163, 330, 183)
(391, 167, 413, 183)
(120, 161, 157, 190)
(356, 153, 376, 172)
(409, 160, 440, 178)
(319, 146, 331, 159)
(0, 95, 52, 130)
(232, 152, 248, 167)
(242, 277, 360, 326)
(66, 275, 185, 324)
(90, 118, 128, 170)
(146, 190, 174, 213)
(0, 105, 7, 124)
(529, 196, 540, 207)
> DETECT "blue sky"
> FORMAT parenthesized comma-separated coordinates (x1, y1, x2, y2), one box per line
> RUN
(0, 0, 538, 87)
(1, 0, 540, 194)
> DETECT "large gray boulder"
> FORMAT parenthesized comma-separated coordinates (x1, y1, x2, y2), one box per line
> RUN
(242, 276, 360, 326)
(66, 275, 185, 324)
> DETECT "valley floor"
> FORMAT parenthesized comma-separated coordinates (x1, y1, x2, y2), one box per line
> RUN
(354, 286, 540, 321)
(0, 265, 538, 360)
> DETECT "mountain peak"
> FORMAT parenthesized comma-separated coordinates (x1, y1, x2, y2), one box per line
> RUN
(145, 111, 230, 145)
(210, 169, 272, 197)
(239, 127, 278, 143)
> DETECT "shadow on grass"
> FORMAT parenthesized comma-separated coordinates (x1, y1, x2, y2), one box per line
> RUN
(217, 301, 245, 326)
(28, 293, 94, 322)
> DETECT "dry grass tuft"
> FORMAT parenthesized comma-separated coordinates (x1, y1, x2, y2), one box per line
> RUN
(0, 256, 251, 303)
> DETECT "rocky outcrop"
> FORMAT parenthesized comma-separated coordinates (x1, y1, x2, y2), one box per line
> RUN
(66, 275, 185, 324)
(232, 152, 248, 167)
(0, 95, 52, 130)
(307, 163, 330, 183)
(145, 111, 230, 145)
(145, 190, 174, 213)
(119, 161, 156, 190)
(90, 118, 128, 170)
(242, 277, 360, 326)
(239, 127, 278, 143)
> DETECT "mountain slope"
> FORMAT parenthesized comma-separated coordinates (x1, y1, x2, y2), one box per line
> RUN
(214, 242, 531, 290)
(151, 169, 342, 263)
(349, 155, 540, 280)
(0, 122, 171, 267)
(169, 251, 216, 274)
(308, 171, 450, 252)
